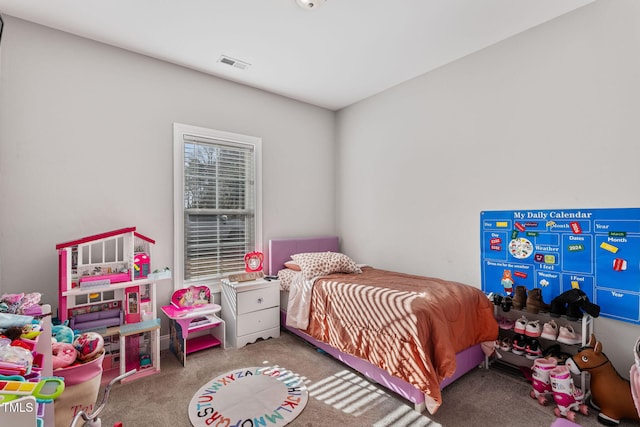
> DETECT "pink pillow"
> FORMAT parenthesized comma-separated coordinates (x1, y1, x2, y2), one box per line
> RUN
(283, 261, 301, 271)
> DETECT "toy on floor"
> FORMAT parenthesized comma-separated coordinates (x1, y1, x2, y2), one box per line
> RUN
(530, 357, 557, 405)
(567, 334, 640, 426)
(549, 365, 588, 422)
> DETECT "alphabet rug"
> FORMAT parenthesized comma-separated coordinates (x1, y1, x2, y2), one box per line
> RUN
(188, 366, 308, 426)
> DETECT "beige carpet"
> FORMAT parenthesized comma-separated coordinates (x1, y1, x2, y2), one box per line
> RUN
(98, 331, 637, 426)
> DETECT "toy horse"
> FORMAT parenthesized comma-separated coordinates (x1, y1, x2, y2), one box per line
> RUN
(567, 334, 640, 426)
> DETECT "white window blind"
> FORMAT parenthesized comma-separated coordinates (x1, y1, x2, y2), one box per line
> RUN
(174, 124, 262, 285)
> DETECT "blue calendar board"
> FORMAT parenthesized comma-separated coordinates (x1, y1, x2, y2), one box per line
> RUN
(480, 208, 640, 324)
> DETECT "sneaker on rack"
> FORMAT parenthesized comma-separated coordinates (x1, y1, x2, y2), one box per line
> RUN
(557, 325, 582, 345)
(514, 316, 528, 334)
(500, 337, 513, 352)
(525, 320, 542, 337)
(526, 338, 543, 360)
(499, 317, 515, 330)
(541, 319, 559, 340)
(512, 333, 527, 355)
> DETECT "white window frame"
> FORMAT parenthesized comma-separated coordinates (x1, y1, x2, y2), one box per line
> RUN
(173, 123, 262, 290)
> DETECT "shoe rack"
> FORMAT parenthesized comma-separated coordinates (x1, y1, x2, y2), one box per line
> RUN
(492, 304, 593, 393)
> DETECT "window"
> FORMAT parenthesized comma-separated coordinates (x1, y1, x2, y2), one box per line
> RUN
(173, 123, 262, 287)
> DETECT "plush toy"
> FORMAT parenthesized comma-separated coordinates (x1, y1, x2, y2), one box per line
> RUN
(51, 342, 77, 369)
(51, 320, 74, 344)
(567, 334, 640, 426)
(72, 332, 104, 362)
(21, 323, 42, 340)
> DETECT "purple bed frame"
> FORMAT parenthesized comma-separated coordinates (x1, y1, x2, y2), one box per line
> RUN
(269, 236, 487, 413)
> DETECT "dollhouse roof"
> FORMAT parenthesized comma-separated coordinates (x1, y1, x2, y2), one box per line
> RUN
(55, 226, 155, 250)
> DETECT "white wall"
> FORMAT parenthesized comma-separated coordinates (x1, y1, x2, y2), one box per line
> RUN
(337, 0, 640, 373)
(0, 16, 336, 332)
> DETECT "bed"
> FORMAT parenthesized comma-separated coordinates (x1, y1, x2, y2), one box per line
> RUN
(269, 236, 498, 414)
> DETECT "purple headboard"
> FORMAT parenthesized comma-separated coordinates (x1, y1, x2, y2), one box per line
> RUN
(268, 236, 339, 275)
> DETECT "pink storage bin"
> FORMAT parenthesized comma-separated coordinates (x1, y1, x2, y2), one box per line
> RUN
(54, 352, 104, 427)
(54, 351, 104, 387)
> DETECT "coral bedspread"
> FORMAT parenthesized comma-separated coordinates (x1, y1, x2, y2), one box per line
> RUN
(291, 266, 497, 413)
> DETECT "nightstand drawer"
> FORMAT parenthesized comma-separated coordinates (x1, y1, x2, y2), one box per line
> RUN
(237, 287, 279, 315)
(237, 306, 279, 336)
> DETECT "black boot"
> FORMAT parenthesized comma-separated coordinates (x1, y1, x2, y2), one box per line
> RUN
(567, 289, 600, 318)
(550, 289, 600, 320)
(578, 297, 600, 318)
(565, 301, 583, 321)
(550, 294, 568, 317)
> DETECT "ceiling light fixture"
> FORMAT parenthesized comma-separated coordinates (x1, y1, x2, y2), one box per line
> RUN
(295, 0, 326, 10)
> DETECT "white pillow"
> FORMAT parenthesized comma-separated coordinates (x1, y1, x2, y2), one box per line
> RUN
(290, 251, 362, 280)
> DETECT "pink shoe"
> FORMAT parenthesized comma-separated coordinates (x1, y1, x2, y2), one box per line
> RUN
(514, 316, 528, 334)
(557, 325, 582, 345)
(525, 320, 542, 337)
(498, 317, 515, 330)
(541, 320, 559, 340)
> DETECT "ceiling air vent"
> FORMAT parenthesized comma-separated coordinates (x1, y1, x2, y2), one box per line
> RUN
(218, 55, 251, 70)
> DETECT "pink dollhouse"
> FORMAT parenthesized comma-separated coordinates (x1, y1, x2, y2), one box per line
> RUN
(56, 226, 165, 384)
(57, 227, 154, 324)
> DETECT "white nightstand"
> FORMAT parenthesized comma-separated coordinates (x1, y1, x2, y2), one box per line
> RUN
(221, 278, 280, 348)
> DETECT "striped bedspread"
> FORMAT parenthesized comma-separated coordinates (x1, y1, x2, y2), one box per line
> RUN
(284, 266, 498, 414)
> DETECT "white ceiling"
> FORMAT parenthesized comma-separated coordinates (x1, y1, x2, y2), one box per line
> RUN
(0, 0, 594, 111)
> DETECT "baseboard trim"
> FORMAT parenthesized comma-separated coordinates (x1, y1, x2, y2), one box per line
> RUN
(160, 334, 170, 351)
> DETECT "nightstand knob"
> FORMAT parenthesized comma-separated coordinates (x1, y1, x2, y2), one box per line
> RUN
(257, 297, 263, 304)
